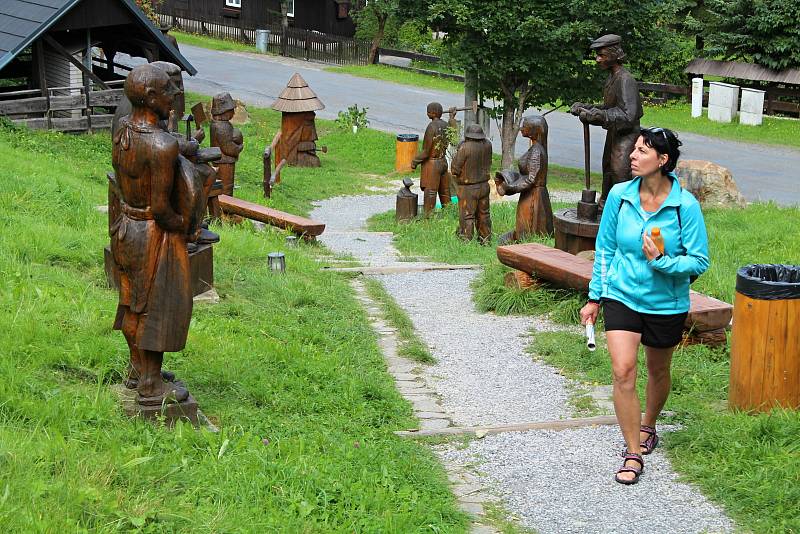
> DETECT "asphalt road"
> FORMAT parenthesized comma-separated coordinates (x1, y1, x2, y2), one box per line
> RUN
(175, 44, 799, 205)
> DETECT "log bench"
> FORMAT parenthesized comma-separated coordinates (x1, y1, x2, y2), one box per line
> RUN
(218, 194, 325, 240)
(497, 242, 733, 347)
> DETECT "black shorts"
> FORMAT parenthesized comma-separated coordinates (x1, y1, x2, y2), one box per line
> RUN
(602, 299, 688, 349)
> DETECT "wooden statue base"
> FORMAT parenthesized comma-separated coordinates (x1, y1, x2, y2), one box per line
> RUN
(553, 208, 600, 255)
(104, 243, 214, 297)
(112, 384, 199, 426)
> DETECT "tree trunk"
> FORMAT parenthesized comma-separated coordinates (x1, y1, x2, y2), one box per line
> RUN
(368, 15, 387, 64)
(500, 94, 518, 169)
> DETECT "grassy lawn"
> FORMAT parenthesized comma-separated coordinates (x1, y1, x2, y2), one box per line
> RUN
(324, 64, 464, 94)
(368, 195, 800, 532)
(172, 30, 260, 54)
(0, 110, 467, 530)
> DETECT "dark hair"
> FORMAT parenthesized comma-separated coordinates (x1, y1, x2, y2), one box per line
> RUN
(639, 127, 682, 174)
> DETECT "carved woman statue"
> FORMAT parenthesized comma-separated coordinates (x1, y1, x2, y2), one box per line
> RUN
(494, 115, 553, 243)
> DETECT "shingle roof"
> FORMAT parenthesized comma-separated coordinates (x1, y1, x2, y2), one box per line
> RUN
(271, 73, 325, 113)
(686, 58, 800, 86)
(0, 0, 196, 75)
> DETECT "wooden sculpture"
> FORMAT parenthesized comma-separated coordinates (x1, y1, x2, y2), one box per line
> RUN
(271, 73, 325, 167)
(110, 63, 199, 420)
(495, 115, 553, 243)
(411, 102, 451, 215)
(451, 124, 493, 245)
(570, 34, 643, 208)
(210, 92, 244, 196)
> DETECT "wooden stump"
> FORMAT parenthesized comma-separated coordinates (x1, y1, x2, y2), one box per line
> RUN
(504, 270, 537, 290)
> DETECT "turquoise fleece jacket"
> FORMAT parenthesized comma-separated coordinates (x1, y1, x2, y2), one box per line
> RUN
(588, 173, 710, 314)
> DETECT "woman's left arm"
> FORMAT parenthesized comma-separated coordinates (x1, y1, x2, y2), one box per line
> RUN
(650, 201, 710, 277)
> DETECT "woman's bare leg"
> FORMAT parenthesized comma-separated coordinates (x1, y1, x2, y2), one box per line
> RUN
(641, 345, 676, 448)
(607, 330, 644, 482)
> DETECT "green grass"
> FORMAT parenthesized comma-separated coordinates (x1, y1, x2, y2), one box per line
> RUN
(0, 116, 467, 530)
(172, 30, 260, 54)
(324, 64, 464, 94)
(364, 278, 435, 364)
(642, 100, 800, 149)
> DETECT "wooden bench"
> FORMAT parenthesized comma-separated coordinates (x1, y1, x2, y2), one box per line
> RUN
(497, 242, 733, 347)
(218, 194, 325, 239)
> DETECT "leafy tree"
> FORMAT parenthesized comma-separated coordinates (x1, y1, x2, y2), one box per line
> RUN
(403, 0, 691, 167)
(703, 0, 800, 71)
(351, 0, 400, 64)
(134, 0, 161, 23)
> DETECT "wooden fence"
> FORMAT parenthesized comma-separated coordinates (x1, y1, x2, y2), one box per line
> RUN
(0, 81, 124, 132)
(157, 13, 370, 65)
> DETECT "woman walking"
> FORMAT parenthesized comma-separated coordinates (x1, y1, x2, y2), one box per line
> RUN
(579, 127, 709, 485)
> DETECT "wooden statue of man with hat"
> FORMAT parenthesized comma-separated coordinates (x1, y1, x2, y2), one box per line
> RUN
(210, 92, 244, 196)
(451, 124, 493, 244)
(570, 34, 643, 207)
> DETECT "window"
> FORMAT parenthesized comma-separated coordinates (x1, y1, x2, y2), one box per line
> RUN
(225, 0, 241, 7)
(286, 0, 294, 17)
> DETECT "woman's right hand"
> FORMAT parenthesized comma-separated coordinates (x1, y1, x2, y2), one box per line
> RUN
(579, 302, 600, 326)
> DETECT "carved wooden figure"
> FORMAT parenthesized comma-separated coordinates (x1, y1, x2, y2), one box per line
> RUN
(110, 63, 198, 416)
(272, 73, 325, 167)
(451, 124, 492, 244)
(210, 92, 244, 196)
(412, 102, 451, 215)
(569, 34, 643, 207)
(495, 115, 553, 243)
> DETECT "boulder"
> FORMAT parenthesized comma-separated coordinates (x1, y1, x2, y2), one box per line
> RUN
(675, 160, 746, 208)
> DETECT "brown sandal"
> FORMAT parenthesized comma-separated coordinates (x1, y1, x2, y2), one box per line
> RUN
(640, 425, 659, 455)
(615, 452, 644, 485)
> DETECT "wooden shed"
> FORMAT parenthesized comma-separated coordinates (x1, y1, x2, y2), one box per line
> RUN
(0, 0, 197, 132)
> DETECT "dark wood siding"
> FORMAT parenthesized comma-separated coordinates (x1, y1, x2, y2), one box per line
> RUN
(293, 0, 355, 37)
(159, 0, 284, 28)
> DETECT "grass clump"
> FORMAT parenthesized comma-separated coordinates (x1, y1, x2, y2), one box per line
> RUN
(0, 117, 466, 531)
(172, 30, 261, 53)
(364, 278, 435, 363)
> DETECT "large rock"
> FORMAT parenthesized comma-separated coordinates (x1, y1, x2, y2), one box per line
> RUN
(675, 160, 746, 208)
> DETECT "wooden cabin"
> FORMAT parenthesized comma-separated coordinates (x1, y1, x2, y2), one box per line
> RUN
(158, 0, 356, 38)
(0, 0, 197, 132)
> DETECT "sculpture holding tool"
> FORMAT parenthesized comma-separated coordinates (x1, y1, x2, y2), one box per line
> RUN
(210, 92, 244, 196)
(110, 63, 199, 416)
(412, 102, 451, 215)
(451, 124, 492, 244)
(569, 34, 642, 208)
(495, 114, 553, 243)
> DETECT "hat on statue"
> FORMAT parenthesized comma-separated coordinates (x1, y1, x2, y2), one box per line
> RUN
(589, 34, 622, 49)
(464, 124, 486, 140)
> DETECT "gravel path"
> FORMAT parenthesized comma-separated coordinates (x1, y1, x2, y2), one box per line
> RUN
(436, 427, 734, 534)
(311, 194, 735, 533)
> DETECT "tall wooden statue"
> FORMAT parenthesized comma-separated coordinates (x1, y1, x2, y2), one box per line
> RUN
(272, 73, 325, 167)
(411, 102, 451, 216)
(495, 115, 553, 243)
(110, 63, 198, 419)
(451, 124, 492, 245)
(210, 92, 244, 196)
(570, 34, 643, 208)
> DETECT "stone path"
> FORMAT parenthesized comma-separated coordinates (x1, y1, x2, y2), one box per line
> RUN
(311, 194, 735, 534)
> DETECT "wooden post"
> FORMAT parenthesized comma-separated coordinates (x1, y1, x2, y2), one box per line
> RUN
(305, 30, 311, 61)
(34, 41, 51, 130)
(84, 28, 93, 133)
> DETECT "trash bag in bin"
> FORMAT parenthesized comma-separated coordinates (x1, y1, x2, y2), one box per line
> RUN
(736, 264, 800, 300)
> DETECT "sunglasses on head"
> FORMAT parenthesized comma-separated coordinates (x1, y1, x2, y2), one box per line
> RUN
(644, 127, 668, 143)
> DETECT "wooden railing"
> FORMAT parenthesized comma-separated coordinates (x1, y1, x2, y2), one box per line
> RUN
(0, 81, 124, 132)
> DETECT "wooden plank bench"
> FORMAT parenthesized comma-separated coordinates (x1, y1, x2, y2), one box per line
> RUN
(218, 194, 325, 239)
(497, 242, 733, 347)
